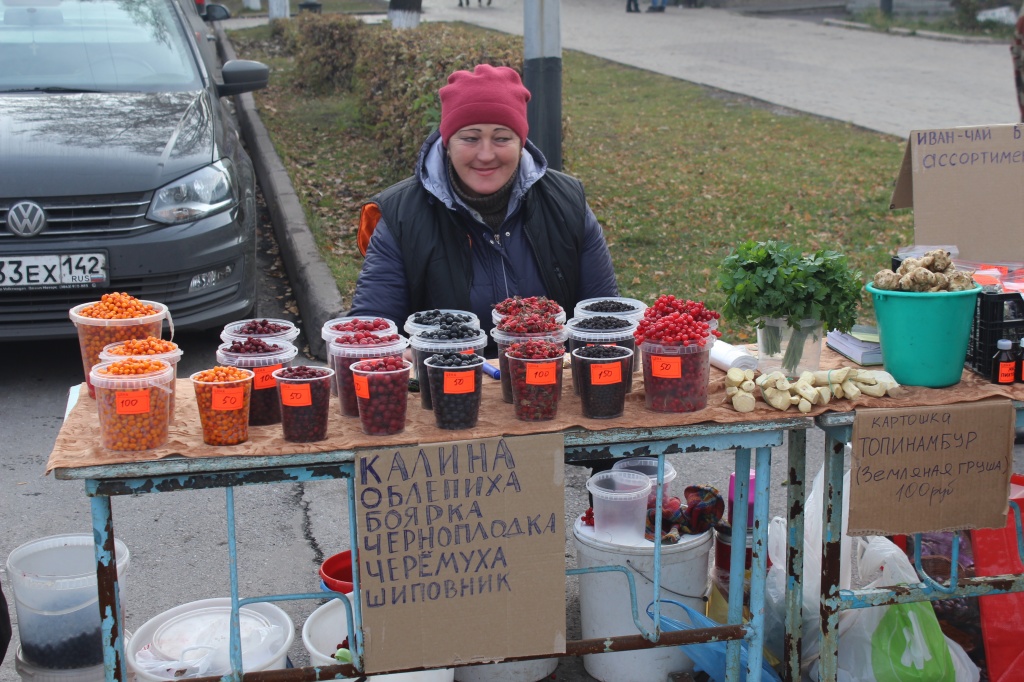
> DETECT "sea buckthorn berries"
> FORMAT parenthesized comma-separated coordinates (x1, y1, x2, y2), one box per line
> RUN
(191, 366, 253, 446)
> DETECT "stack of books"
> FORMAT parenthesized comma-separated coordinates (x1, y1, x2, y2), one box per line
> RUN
(826, 325, 882, 366)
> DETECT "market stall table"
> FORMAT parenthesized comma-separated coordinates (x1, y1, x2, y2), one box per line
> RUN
(47, 350, 1024, 682)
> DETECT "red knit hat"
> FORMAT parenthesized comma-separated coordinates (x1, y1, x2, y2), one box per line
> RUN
(439, 65, 531, 145)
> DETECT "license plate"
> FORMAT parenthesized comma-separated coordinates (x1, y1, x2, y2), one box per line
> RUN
(0, 254, 108, 290)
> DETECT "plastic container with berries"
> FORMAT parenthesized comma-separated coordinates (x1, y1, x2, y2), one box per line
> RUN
(573, 297, 648, 322)
(565, 316, 638, 395)
(99, 338, 183, 422)
(491, 295, 567, 329)
(273, 366, 334, 443)
(216, 339, 298, 426)
(190, 366, 255, 446)
(349, 358, 412, 436)
(90, 358, 175, 451)
(490, 322, 568, 404)
(327, 333, 409, 418)
(221, 318, 301, 345)
(423, 352, 486, 430)
(573, 345, 633, 419)
(505, 339, 566, 422)
(409, 324, 487, 410)
(403, 309, 480, 338)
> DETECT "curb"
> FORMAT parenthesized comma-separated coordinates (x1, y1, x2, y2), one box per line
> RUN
(216, 22, 345, 361)
(821, 17, 1003, 43)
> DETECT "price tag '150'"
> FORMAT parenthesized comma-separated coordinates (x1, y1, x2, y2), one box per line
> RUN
(590, 361, 622, 385)
(282, 382, 312, 407)
(525, 361, 558, 385)
(115, 389, 150, 415)
(254, 364, 282, 390)
(212, 386, 245, 411)
(444, 370, 475, 394)
(651, 355, 681, 379)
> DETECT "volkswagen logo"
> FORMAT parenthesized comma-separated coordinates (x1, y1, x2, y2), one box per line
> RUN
(7, 201, 47, 237)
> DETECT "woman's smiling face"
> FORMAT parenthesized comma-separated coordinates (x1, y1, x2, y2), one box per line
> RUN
(447, 124, 522, 196)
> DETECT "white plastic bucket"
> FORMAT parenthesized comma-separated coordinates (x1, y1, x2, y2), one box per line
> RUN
(14, 633, 132, 682)
(572, 518, 713, 682)
(302, 598, 454, 682)
(453, 659, 558, 682)
(6, 534, 130, 670)
(126, 599, 293, 681)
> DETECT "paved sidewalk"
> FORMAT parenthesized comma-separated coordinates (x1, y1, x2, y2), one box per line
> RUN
(415, 0, 1018, 137)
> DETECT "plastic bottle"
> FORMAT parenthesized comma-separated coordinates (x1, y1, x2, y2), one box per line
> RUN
(992, 339, 1015, 385)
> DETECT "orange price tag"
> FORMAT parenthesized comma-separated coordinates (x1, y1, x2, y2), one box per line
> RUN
(525, 361, 558, 385)
(590, 362, 622, 386)
(444, 370, 475, 394)
(254, 364, 282, 390)
(115, 390, 150, 415)
(650, 355, 681, 379)
(353, 373, 370, 399)
(281, 382, 312, 407)
(460, 348, 476, 355)
(211, 386, 245, 411)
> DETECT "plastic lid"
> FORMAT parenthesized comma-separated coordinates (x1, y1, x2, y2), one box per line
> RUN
(150, 605, 272, 664)
(639, 340, 710, 355)
(489, 326, 569, 345)
(409, 329, 488, 353)
(586, 470, 651, 501)
(69, 300, 168, 327)
(611, 457, 677, 485)
(574, 297, 648, 321)
(492, 308, 567, 327)
(423, 355, 485, 369)
(565, 316, 638, 343)
(321, 316, 398, 342)
(327, 335, 409, 358)
(89, 359, 175, 390)
(350, 359, 413, 376)
(221, 318, 300, 344)
(215, 341, 298, 368)
(403, 309, 480, 336)
(997, 339, 1013, 350)
(99, 341, 183, 365)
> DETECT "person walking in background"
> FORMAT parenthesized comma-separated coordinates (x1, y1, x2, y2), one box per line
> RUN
(351, 64, 619, 353)
(627, 0, 640, 12)
(646, 0, 666, 11)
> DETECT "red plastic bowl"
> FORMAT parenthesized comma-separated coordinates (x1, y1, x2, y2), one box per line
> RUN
(320, 550, 353, 593)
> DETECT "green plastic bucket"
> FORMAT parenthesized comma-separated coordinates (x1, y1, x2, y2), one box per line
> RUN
(866, 282, 981, 388)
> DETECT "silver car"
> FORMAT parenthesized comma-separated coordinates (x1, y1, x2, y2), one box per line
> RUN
(0, 0, 269, 340)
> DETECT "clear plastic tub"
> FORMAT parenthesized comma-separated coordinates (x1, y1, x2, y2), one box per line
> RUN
(640, 341, 711, 413)
(572, 346, 633, 420)
(90, 360, 174, 451)
(505, 354, 565, 422)
(190, 368, 255, 446)
(350, 359, 411, 436)
(320, 316, 398, 344)
(99, 341, 183, 423)
(328, 335, 409, 417)
(585, 471, 652, 546)
(573, 297, 648, 321)
(489, 326, 569, 403)
(423, 356, 485, 430)
(612, 457, 677, 508)
(566, 316, 638, 395)
(273, 366, 334, 443)
(216, 341, 298, 426)
(6, 534, 130, 670)
(220, 318, 301, 345)
(409, 330, 487, 410)
(403, 309, 480, 337)
(69, 300, 169, 399)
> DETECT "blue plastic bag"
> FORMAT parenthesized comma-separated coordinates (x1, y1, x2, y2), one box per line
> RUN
(646, 599, 782, 682)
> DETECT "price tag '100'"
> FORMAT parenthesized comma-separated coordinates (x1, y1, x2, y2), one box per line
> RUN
(525, 361, 558, 385)
(254, 364, 283, 390)
(115, 389, 150, 415)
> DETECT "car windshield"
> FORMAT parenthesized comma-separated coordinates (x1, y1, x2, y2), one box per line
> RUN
(0, 0, 202, 92)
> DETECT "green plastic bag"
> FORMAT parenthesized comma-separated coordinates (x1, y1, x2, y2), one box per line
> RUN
(870, 600, 954, 681)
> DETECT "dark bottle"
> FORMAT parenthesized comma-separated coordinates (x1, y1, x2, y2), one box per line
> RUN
(992, 339, 1015, 385)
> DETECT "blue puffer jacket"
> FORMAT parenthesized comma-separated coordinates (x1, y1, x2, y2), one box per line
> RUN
(349, 132, 619, 342)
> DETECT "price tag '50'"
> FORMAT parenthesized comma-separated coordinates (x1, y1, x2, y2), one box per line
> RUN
(650, 355, 681, 379)
(282, 382, 312, 407)
(212, 386, 245, 410)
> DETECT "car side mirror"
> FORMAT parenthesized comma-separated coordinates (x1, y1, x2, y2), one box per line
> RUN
(217, 59, 270, 97)
(203, 3, 231, 21)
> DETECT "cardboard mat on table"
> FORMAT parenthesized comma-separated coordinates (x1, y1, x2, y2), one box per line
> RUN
(46, 349, 1024, 473)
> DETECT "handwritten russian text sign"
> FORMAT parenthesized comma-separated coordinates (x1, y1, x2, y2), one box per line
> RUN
(849, 400, 1014, 536)
(355, 434, 566, 673)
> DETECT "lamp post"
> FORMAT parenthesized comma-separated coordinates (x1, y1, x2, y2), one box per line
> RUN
(523, 0, 562, 171)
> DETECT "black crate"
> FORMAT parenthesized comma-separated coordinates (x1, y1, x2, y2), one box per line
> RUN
(966, 291, 1024, 378)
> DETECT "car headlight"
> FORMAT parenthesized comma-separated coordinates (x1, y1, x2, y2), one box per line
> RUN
(148, 159, 237, 224)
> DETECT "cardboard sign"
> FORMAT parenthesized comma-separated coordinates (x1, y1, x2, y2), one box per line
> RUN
(890, 124, 1024, 262)
(849, 400, 1014, 536)
(354, 434, 566, 673)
